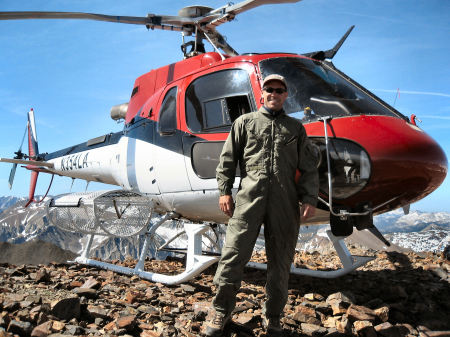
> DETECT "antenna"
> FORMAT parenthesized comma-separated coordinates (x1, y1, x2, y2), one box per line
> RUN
(304, 25, 355, 61)
(393, 88, 400, 107)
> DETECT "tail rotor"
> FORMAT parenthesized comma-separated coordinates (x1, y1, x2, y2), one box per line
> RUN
(8, 124, 28, 189)
(2, 108, 53, 207)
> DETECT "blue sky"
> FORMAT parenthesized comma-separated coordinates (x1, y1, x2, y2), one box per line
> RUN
(0, 0, 449, 212)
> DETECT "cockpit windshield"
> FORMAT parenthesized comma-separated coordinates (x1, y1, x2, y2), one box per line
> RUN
(259, 57, 403, 123)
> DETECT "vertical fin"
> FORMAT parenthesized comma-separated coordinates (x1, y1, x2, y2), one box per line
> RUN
(27, 108, 39, 158)
(24, 109, 39, 207)
(24, 171, 39, 208)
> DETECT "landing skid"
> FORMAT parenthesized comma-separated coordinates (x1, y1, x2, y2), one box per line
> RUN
(74, 226, 372, 283)
(247, 230, 374, 278)
(75, 216, 219, 285)
(47, 191, 220, 285)
(48, 190, 373, 285)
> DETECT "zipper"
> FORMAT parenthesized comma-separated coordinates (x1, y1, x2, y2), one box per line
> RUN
(270, 120, 275, 179)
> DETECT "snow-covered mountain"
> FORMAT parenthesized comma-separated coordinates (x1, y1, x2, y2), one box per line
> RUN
(374, 209, 450, 233)
(0, 196, 83, 253)
(0, 196, 24, 213)
(385, 225, 449, 252)
(0, 196, 171, 260)
(371, 210, 450, 252)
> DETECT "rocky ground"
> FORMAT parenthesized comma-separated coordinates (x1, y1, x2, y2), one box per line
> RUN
(0, 245, 449, 337)
(0, 241, 77, 265)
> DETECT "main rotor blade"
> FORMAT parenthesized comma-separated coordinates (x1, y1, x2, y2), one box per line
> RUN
(0, 11, 192, 32)
(17, 123, 28, 154)
(0, 11, 152, 24)
(212, 0, 302, 17)
(205, 0, 302, 30)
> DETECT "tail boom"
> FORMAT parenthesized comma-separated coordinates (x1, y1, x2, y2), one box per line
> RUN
(43, 132, 128, 188)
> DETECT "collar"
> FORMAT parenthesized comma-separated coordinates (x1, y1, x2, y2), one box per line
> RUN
(262, 106, 285, 118)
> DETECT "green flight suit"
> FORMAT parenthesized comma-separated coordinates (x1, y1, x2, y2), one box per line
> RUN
(213, 107, 319, 318)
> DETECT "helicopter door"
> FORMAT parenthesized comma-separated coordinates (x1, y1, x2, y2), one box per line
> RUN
(153, 85, 191, 193)
(182, 68, 256, 191)
(125, 116, 160, 195)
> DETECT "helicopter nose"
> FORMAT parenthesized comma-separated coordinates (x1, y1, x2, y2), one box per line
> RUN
(365, 116, 447, 209)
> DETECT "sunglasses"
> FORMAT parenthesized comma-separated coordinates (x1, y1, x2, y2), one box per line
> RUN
(263, 87, 287, 94)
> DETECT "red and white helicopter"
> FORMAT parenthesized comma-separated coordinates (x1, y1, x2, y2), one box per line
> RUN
(0, 0, 447, 284)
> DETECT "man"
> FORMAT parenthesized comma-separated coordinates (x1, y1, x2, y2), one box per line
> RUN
(206, 74, 319, 336)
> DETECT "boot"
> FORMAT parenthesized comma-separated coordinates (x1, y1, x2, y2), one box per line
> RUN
(262, 316, 283, 336)
(205, 311, 231, 336)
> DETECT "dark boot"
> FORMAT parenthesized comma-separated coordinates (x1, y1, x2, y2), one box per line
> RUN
(205, 311, 231, 336)
(262, 316, 283, 336)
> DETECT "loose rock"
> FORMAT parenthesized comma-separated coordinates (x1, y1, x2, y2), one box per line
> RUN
(0, 247, 448, 337)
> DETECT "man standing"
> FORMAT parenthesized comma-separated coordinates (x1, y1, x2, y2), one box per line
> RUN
(206, 74, 319, 336)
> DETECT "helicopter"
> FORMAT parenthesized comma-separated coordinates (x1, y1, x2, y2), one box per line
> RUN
(0, 0, 447, 285)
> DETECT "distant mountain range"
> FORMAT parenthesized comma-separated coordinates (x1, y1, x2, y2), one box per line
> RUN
(0, 196, 24, 211)
(0, 196, 449, 260)
(0, 196, 155, 261)
(374, 209, 450, 252)
(374, 209, 450, 233)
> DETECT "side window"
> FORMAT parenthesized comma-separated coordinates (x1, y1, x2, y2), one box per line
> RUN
(158, 87, 177, 135)
(186, 69, 253, 133)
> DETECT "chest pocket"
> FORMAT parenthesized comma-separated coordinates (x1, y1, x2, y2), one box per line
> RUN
(285, 136, 298, 146)
(275, 125, 299, 171)
(243, 119, 271, 170)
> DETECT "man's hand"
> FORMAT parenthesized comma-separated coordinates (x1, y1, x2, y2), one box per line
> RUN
(219, 195, 234, 217)
(301, 203, 315, 222)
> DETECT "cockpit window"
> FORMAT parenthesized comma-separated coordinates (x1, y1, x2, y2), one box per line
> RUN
(159, 86, 178, 134)
(186, 69, 253, 133)
(259, 57, 401, 123)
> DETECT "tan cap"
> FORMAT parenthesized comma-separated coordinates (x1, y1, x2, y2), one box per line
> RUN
(262, 74, 288, 89)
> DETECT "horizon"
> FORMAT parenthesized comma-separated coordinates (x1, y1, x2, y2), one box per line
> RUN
(0, 0, 449, 212)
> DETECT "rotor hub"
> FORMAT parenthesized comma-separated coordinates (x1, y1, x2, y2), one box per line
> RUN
(178, 6, 213, 18)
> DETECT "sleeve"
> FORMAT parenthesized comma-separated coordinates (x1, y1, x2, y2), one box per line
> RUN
(216, 118, 245, 196)
(296, 125, 320, 206)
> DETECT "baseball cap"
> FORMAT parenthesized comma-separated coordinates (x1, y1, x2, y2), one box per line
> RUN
(262, 74, 288, 90)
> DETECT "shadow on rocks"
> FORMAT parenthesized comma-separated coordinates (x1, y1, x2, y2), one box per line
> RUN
(385, 251, 414, 270)
(287, 266, 450, 331)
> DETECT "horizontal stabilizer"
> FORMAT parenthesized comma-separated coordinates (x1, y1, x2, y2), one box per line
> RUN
(0, 157, 54, 168)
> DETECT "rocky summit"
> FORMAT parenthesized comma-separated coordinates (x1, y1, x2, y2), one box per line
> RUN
(0, 245, 449, 337)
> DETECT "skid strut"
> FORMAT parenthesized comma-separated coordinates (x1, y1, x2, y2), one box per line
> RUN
(47, 190, 219, 285)
(76, 220, 219, 285)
